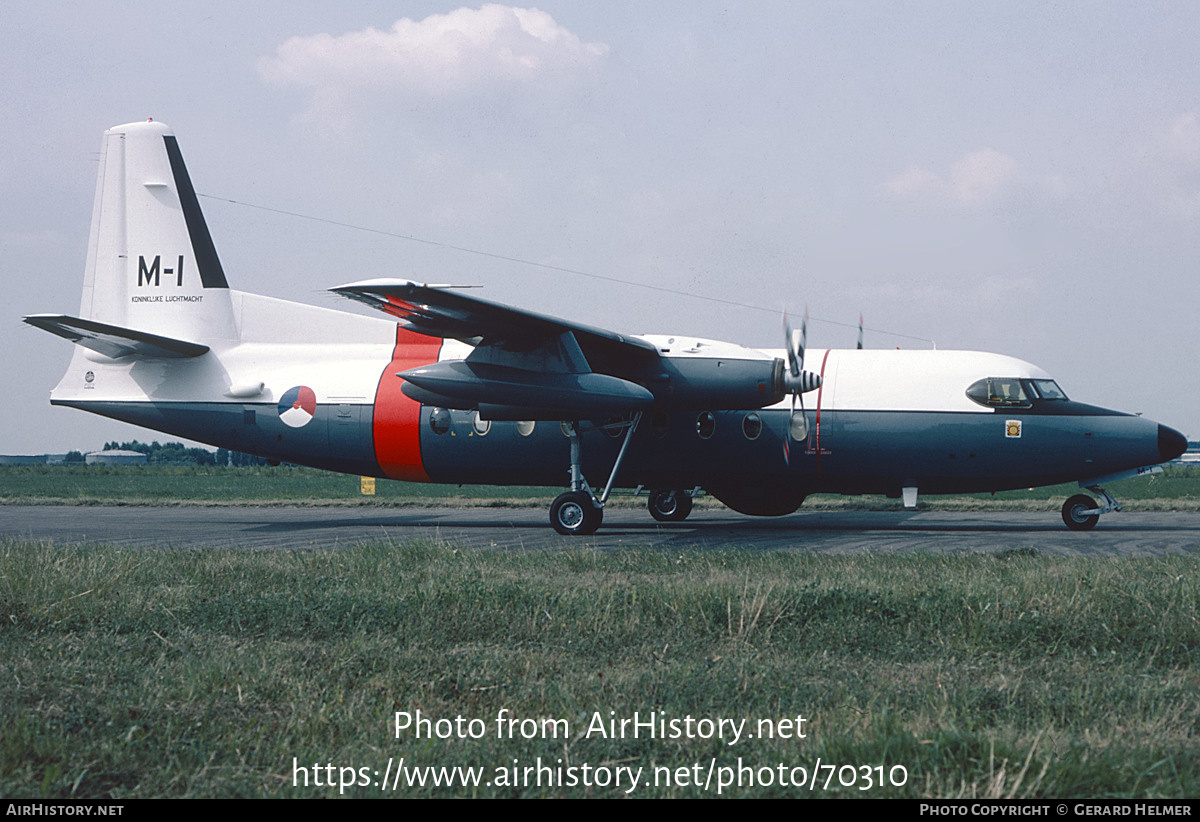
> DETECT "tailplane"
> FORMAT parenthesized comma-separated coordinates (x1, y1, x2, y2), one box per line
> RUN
(24, 314, 209, 359)
(33, 119, 238, 351)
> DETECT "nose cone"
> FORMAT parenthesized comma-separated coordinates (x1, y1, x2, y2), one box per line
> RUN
(1158, 425, 1188, 462)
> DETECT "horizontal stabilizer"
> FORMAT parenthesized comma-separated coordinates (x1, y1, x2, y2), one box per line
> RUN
(24, 314, 209, 359)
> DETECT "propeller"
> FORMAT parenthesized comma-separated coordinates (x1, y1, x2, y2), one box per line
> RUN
(857, 314, 864, 350)
(782, 309, 822, 440)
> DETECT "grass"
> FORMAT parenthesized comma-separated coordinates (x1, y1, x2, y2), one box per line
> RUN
(0, 464, 561, 507)
(2, 464, 1199, 510)
(2, 539, 1198, 798)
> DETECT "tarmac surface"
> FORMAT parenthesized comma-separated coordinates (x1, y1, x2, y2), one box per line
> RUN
(3, 504, 1200, 555)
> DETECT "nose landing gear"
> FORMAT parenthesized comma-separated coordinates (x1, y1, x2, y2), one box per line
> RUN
(1061, 485, 1122, 531)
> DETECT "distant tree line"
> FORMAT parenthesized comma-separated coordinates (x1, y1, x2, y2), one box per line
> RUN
(101, 440, 216, 465)
(85, 440, 275, 467)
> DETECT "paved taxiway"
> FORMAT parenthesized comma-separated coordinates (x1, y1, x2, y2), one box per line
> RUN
(2, 505, 1199, 555)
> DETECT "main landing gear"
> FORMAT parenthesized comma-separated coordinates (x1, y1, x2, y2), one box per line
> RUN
(548, 415, 700, 535)
(1061, 485, 1122, 531)
(549, 490, 604, 536)
(647, 488, 694, 522)
(550, 414, 642, 536)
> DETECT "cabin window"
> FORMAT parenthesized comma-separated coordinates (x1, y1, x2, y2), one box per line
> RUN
(429, 407, 451, 435)
(965, 378, 1032, 409)
(696, 411, 716, 440)
(472, 412, 491, 436)
(742, 412, 762, 440)
(515, 420, 535, 437)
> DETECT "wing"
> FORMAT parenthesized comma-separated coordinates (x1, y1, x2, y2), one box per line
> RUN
(332, 279, 660, 417)
(331, 279, 786, 419)
(332, 279, 659, 362)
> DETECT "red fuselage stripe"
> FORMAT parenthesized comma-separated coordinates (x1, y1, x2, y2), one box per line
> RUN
(373, 327, 442, 481)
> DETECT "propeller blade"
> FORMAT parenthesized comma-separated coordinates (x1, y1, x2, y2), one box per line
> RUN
(782, 308, 809, 377)
(782, 312, 800, 378)
(857, 314, 864, 350)
(782, 307, 822, 395)
(800, 308, 809, 366)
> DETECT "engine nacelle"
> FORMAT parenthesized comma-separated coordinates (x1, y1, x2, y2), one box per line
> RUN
(645, 356, 786, 410)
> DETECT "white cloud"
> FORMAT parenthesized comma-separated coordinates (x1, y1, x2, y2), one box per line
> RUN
(885, 148, 1021, 208)
(1167, 111, 1200, 167)
(949, 148, 1021, 207)
(1160, 112, 1200, 220)
(259, 5, 608, 119)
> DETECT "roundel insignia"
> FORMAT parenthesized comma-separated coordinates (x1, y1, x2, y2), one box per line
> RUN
(279, 386, 317, 428)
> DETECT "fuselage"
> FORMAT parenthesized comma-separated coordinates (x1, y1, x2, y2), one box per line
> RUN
(49, 291, 1182, 505)
(34, 120, 1187, 526)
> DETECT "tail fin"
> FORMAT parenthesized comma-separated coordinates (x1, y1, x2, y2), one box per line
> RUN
(75, 120, 237, 344)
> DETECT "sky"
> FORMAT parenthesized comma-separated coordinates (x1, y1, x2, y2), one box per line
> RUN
(3, 2, 1199, 453)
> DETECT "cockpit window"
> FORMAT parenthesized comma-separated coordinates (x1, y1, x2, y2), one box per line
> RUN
(966, 377, 1032, 408)
(1030, 379, 1067, 400)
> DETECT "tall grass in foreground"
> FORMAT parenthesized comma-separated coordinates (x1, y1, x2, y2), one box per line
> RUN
(2, 539, 1197, 798)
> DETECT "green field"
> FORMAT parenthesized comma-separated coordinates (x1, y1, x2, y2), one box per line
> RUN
(0, 464, 561, 506)
(2, 539, 1198, 798)
(3, 465, 1198, 798)
(2, 464, 1199, 509)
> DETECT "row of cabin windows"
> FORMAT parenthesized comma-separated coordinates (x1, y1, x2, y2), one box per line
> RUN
(427, 409, 808, 441)
(428, 377, 1066, 440)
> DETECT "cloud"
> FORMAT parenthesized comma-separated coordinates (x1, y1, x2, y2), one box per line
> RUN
(259, 5, 608, 119)
(1167, 111, 1200, 167)
(1161, 111, 1200, 219)
(885, 148, 1021, 208)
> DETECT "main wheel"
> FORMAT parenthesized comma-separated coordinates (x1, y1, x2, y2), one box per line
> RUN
(1062, 494, 1100, 531)
(647, 489, 693, 522)
(550, 491, 603, 536)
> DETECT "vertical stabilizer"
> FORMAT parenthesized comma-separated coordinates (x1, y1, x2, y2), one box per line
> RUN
(79, 120, 237, 343)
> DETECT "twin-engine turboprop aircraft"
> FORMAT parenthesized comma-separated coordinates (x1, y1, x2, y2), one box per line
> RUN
(26, 121, 1188, 534)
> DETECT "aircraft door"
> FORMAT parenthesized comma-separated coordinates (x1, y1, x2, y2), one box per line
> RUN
(329, 402, 366, 470)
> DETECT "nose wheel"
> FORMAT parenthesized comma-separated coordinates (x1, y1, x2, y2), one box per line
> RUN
(1061, 494, 1100, 531)
(1061, 485, 1121, 531)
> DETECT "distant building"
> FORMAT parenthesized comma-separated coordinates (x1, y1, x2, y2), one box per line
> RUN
(0, 455, 51, 465)
(85, 449, 148, 466)
(1177, 447, 1200, 467)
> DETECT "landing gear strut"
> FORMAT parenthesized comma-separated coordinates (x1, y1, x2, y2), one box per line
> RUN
(549, 413, 642, 536)
(1061, 485, 1121, 531)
